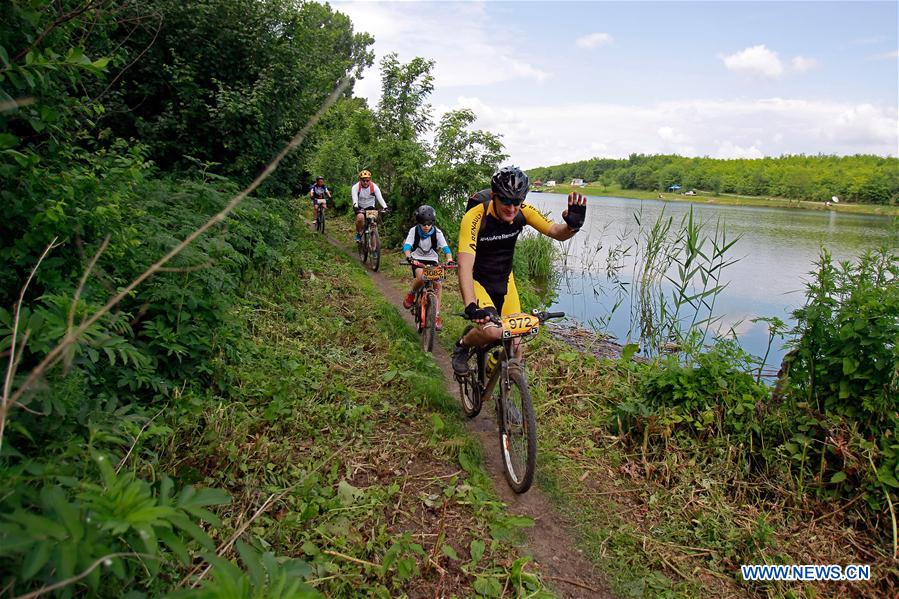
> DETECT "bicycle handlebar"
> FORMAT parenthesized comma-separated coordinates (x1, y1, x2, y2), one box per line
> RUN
(403, 259, 459, 269)
(456, 310, 565, 325)
(538, 311, 566, 321)
(455, 312, 503, 326)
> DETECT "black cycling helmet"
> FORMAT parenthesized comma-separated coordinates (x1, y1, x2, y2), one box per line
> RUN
(491, 166, 529, 201)
(415, 205, 436, 226)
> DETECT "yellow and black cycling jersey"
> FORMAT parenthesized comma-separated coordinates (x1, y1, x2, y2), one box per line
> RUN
(458, 199, 553, 313)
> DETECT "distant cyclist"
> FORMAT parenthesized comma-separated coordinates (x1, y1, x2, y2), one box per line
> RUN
(309, 175, 331, 223)
(452, 166, 587, 375)
(352, 170, 387, 242)
(402, 205, 454, 330)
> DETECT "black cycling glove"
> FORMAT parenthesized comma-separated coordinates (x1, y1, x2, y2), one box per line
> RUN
(464, 302, 490, 321)
(563, 202, 586, 230)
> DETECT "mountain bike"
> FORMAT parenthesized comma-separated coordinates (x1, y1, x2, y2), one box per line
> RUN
(404, 260, 457, 352)
(455, 310, 565, 493)
(357, 208, 383, 271)
(314, 198, 327, 234)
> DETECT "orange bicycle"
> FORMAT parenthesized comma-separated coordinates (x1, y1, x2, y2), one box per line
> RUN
(404, 260, 457, 352)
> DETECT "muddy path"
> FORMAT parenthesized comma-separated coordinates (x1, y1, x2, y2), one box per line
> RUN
(323, 230, 615, 598)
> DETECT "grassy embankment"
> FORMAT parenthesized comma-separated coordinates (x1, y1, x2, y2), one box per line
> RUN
(540, 184, 899, 217)
(148, 210, 552, 596)
(352, 213, 896, 599)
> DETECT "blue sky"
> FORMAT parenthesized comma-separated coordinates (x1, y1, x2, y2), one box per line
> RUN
(332, 1, 898, 168)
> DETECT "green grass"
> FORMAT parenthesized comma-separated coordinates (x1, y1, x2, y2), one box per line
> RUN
(141, 215, 553, 597)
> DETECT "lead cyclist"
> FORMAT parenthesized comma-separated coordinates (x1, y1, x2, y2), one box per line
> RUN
(452, 166, 587, 375)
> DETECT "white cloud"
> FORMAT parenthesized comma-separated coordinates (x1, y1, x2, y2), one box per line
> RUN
(440, 96, 898, 168)
(722, 45, 784, 78)
(334, 0, 548, 106)
(826, 103, 898, 145)
(716, 141, 764, 159)
(658, 126, 687, 143)
(576, 32, 614, 49)
(851, 35, 886, 45)
(867, 50, 899, 60)
(791, 56, 819, 72)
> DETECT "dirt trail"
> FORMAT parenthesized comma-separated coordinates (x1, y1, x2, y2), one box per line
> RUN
(325, 231, 615, 598)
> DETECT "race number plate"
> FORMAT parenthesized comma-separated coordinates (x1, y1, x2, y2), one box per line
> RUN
(501, 313, 540, 338)
(316, 199, 327, 205)
(365, 209, 380, 219)
(422, 266, 444, 280)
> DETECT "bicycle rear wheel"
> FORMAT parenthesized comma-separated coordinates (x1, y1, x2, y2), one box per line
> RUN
(369, 229, 380, 271)
(421, 294, 436, 352)
(499, 367, 537, 493)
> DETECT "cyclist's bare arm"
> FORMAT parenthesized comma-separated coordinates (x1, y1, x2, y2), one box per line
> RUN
(456, 208, 492, 326)
(546, 222, 577, 241)
(457, 253, 477, 306)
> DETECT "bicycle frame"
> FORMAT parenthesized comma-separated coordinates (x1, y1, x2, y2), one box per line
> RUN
(412, 264, 451, 317)
(361, 209, 380, 237)
(358, 209, 383, 270)
(406, 262, 456, 351)
(314, 199, 326, 232)
(474, 338, 519, 403)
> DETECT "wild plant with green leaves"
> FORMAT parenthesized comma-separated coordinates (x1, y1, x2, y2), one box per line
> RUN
(786, 248, 898, 424)
(596, 206, 741, 357)
(780, 248, 898, 544)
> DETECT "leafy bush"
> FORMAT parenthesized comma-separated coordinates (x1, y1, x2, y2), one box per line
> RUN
(620, 339, 767, 438)
(783, 247, 898, 505)
(787, 248, 898, 426)
(0, 453, 229, 595)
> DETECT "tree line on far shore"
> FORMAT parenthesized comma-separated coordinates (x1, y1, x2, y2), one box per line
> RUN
(529, 153, 899, 205)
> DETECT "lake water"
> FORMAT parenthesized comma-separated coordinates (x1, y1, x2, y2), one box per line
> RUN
(525, 192, 897, 369)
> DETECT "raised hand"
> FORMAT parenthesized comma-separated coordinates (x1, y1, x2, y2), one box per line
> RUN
(562, 192, 587, 230)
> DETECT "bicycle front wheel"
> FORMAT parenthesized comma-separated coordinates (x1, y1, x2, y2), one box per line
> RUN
(318, 209, 325, 234)
(369, 228, 381, 271)
(499, 367, 537, 493)
(457, 349, 481, 418)
(421, 295, 436, 352)
(359, 230, 368, 263)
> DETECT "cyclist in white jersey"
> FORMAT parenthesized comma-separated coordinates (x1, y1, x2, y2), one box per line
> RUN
(351, 170, 387, 242)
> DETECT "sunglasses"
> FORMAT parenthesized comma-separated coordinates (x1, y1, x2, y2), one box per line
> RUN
(361, 178, 371, 182)
(496, 196, 522, 207)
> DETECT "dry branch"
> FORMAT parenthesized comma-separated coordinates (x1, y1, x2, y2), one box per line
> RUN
(1, 237, 60, 453)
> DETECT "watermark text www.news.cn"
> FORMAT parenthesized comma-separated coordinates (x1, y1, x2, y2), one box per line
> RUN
(740, 564, 871, 582)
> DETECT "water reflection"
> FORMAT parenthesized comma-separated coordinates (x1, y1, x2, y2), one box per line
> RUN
(526, 193, 897, 367)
